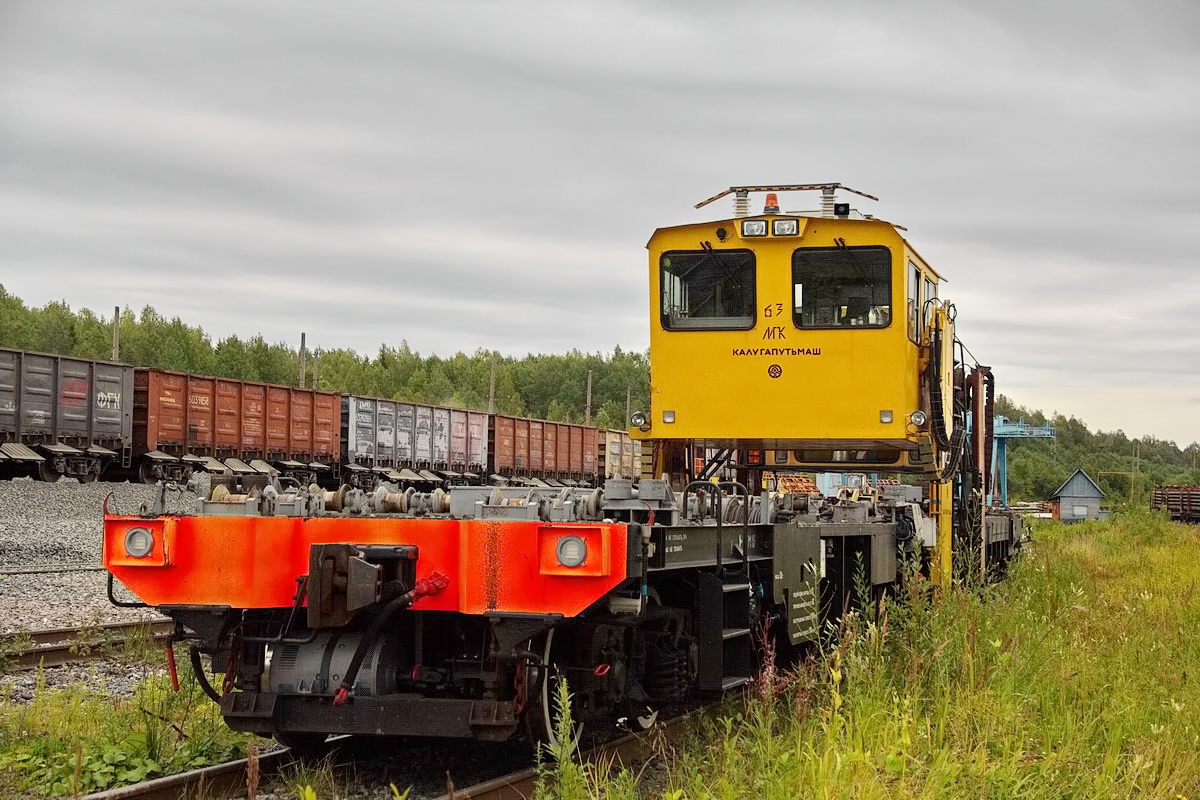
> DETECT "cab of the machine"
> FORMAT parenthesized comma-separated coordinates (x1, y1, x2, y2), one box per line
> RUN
(634, 184, 953, 473)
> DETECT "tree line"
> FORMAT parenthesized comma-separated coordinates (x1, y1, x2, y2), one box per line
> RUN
(994, 396, 1199, 504)
(3, 286, 1196, 502)
(0, 287, 649, 430)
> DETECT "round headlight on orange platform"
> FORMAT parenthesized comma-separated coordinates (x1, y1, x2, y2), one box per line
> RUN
(124, 527, 154, 558)
(556, 535, 587, 568)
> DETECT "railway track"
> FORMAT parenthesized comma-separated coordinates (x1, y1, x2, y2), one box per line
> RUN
(79, 712, 695, 800)
(0, 562, 107, 576)
(1, 618, 174, 670)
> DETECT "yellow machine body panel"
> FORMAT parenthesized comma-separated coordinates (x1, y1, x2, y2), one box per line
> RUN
(636, 212, 953, 471)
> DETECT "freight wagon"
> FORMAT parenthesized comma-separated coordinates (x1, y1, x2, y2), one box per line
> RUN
(340, 395, 635, 488)
(133, 369, 341, 485)
(1152, 485, 1200, 523)
(0, 347, 133, 481)
(341, 396, 489, 485)
(0, 346, 634, 489)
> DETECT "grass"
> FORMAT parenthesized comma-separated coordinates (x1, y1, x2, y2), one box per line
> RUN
(0, 645, 257, 797)
(14, 511, 1198, 799)
(297, 511, 1200, 799)
(660, 510, 1200, 799)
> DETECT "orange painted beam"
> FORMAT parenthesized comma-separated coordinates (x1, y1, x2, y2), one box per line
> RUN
(104, 515, 630, 617)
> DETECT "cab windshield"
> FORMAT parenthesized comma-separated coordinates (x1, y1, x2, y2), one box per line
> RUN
(661, 249, 756, 330)
(792, 246, 891, 328)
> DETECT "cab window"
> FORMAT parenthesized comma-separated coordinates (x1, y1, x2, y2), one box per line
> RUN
(907, 261, 921, 341)
(661, 249, 756, 330)
(792, 246, 891, 328)
(923, 275, 937, 328)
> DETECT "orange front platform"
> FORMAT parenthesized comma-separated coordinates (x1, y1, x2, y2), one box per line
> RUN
(104, 515, 631, 617)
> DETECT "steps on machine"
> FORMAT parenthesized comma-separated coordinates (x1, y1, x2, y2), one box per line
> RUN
(697, 571, 756, 694)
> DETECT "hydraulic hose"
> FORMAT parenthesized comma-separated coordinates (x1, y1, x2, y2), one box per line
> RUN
(927, 324, 952, 451)
(332, 571, 449, 706)
(190, 643, 223, 703)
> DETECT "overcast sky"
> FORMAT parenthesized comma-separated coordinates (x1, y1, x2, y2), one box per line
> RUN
(1, 1, 1197, 446)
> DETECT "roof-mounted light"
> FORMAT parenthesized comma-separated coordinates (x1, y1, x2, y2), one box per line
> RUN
(763, 193, 780, 214)
(772, 218, 799, 236)
(741, 219, 767, 237)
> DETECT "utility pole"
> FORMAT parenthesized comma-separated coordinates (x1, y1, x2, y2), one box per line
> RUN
(625, 386, 632, 428)
(298, 332, 307, 388)
(110, 306, 120, 361)
(1132, 440, 1141, 502)
(488, 359, 496, 414)
(585, 370, 593, 425)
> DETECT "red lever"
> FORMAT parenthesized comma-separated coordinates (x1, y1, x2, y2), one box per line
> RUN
(165, 644, 179, 692)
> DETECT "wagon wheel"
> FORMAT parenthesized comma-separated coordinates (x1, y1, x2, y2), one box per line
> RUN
(138, 460, 159, 485)
(78, 465, 99, 484)
(36, 459, 62, 483)
(523, 628, 583, 753)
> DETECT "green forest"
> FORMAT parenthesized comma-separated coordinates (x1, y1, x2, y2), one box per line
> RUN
(2, 286, 1196, 503)
(0, 287, 649, 431)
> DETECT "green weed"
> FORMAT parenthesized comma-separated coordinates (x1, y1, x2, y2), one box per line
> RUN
(0, 644, 257, 796)
(665, 511, 1200, 799)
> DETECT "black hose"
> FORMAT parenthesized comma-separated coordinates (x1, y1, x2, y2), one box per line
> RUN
(333, 593, 415, 704)
(928, 325, 952, 450)
(189, 644, 223, 703)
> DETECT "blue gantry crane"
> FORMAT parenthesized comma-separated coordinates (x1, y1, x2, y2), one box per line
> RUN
(990, 416, 1056, 505)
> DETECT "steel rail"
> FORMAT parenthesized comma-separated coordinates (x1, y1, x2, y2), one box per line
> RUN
(0, 563, 107, 576)
(75, 711, 697, 800)
(2, 619, 174, 670)
(79, 748, 290, 800)
(431, 712, 693, 800)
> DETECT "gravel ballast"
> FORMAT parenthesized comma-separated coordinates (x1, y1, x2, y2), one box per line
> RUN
(0, 477, 200, 634)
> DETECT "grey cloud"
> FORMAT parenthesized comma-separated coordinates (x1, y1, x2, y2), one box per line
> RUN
(1, 0, 1197, 443)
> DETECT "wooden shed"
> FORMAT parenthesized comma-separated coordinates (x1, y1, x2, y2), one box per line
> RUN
(1052, 468, 1105, 522)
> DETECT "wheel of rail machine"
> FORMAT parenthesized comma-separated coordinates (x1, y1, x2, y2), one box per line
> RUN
(273, 731, 330, 757)
(523, 628, 583, 753)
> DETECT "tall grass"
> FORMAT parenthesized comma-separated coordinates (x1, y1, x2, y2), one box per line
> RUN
(665, 511, 1200, 799)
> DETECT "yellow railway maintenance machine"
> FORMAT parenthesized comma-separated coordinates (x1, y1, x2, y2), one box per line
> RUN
(631, 184, 1018, 611)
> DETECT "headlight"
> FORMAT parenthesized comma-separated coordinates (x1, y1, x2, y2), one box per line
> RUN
(124, 527, 154, 558)
(909, 410, 928, 427)
(772, 218, 799, 236)
(556, 535, 587, 567)
(740, 219, 767, 237)
(630, 411, 648, 428)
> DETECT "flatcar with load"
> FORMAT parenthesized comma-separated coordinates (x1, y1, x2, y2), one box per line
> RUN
(1152, 485, 1200, 523)
(103, 184, 1019, 750)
